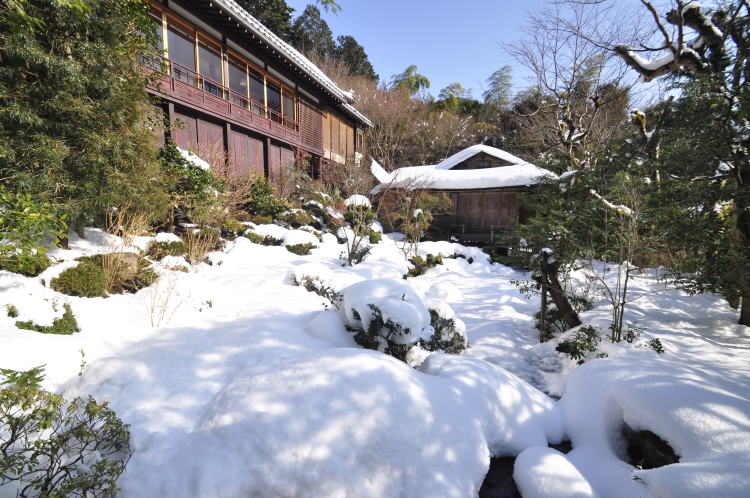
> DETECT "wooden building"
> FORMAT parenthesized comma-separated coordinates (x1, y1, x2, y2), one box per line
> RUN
(143, 0, 371, 185)
(371, 145, 555, 243)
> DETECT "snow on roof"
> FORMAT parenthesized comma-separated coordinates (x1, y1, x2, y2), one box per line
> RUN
(213, 0, 372, 127)
(371, 145, 555, 193)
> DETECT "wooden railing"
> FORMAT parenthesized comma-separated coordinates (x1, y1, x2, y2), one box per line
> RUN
(142, 54, 298, 131)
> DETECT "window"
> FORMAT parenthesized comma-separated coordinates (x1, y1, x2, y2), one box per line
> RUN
(198, 38, 223, 96)
(249, 70, 264, 115)
(228, 56, 248, 107)
(167, 21, 195, 82)
(267, 82, 281, 123)
(282, 91, 295, 128)
(149, 10, 163, 54)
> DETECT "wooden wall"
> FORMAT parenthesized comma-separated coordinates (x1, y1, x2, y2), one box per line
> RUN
(451, 152, 515, 170)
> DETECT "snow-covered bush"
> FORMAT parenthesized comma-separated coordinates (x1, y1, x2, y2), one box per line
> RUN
(290, 264, 341, 306)
(275, 209, 315, 228)
(339, 279, 467, 363)
(404, 253, 443, 278)
(556, 325, 602, 364)
(146, 240, 186, 260)
(0, 386, 131, 496)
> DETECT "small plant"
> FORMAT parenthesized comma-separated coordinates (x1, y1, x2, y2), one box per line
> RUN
(221, 218, 245, 237)
(0, 365, 46, 388)
(51, 262, 108, 298)
(450, 253, 474, 264)
(275, 209, 315, 228)
(556, 325, 601, 364)
(424, 309, 468, 354)
(340, 245, 371, 266)
(6, 304, 19, 318)
(0, 386, 132, 497)
(367, 230, 382, 244)
(286, 243, 317, 256)
(405, 254, 443, 278)
(0, 252, 51, 277)
(16, 303, 80, 335)
(78, 349, 87, 376)
(182, 229, 224, 265)
(292, 275, 342, 308)
(146, 240, 187, 260)
(248, 214, 273, 225)
(244, 232, 266, 244)
(245, 176, 286, 216)
(619, 322, 644, 344)
(648, 337, 665, 354)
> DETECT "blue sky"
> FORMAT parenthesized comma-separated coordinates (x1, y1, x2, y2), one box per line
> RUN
(285, 0, 548, 99)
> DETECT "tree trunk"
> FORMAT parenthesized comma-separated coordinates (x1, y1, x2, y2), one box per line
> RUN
(544, 269, 582, 329)
(74, 218, 85, 239)
(539, 286, 549, 342)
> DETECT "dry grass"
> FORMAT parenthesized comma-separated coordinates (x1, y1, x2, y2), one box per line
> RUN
(100, 203, 152, 293)
(182, 230, 220, 266)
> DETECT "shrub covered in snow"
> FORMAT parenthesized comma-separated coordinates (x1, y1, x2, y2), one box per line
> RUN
(405, 253, 443, 278)
(15, 303, 79, 335)
(339, 279, 467, 363)
(290, 264, 341, 305)
(0, 386, 132, 497)
(275, 209, 316, 229)
(556, 325, 602, 364)
(51, 262, 107, 298)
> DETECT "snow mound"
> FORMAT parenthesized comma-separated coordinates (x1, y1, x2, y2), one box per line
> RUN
(291, 263, 336, 292)
(306, 310, 356, 347)
(421, 354, 564, 456)
(154, 232, 182, 244)
(344, 194, 371, 208)
(283, 229, 319, 247)
(561, 355, 750, 497)
(513, 447, 594, 498)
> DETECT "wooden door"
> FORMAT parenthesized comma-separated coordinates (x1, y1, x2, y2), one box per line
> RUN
(197, 118, 224, 158)
(173, 112, 198, 151)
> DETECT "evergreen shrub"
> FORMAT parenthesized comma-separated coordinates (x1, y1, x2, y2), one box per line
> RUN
(405, 254, 443, 278)
(0, 252, 51, 277)
(147, 241, 187, 260)
(51, 263, 107, 298)
(286, 243, 316, 256)
(16, 303, 79, 335)
(556, 325, 601, 364)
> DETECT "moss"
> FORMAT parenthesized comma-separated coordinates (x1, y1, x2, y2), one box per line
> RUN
(146, 241, 186, 260)
(16, 303, 80, 335)
(0, 252, 51, 277)
(285, 243, 317, 256)
(51, 263, 107, 298)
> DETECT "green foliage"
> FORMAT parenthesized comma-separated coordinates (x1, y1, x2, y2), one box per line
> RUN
(425, 309, 468, 355)
(292, 275, 342, 307)
(0, 252, 51, 277)
(51, 263, 107, 298)
(0, 386, 132, 497)
(290, 5, 335, 59)
(0, 185, 66, 267)
(159, 141, 215, 208)
(483, 66, 513, 111)
(248, 214, 274, 225)
(221, 219, 245, 235)
(341, 245, 371, 265)
(235, 0, 293, 40)
(556, 325, 601, 364)
(335, 35, 377, 80)
(6, 304, 19, 318)
(405, 254, 443, 278)
(390, 65, 431, 96)
(649, 338, 665, 355)
(285, 243, 317, 256)
(0, 0, 171, 228)
(246, 177, 286, 217)
(16, 303, 80, 335)
(244, 232, 266, 244)
(276, 209, 315, 228)
(367, 230, 382, 244)
(0, 365, 45, 389)
(147, 240, 187, 260)
(343, 205, 376, 230)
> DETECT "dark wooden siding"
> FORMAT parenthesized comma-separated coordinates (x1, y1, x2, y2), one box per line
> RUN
(299, 98, 323, 152)
(269, 144, 295, 189)
(229, 130, 264, 178)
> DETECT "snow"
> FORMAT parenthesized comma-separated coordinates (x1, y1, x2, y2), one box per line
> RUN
(344, 194, 371, 208)
(177, 147, 211, 171)
(513, 447, 594, 498)
(372, 145, 555, 193)
(247, 223, 319, 246)
(2, 224, 750, 497)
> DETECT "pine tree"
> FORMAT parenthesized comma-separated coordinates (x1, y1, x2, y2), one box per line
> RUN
(0, 0, 170, 231)
(335, 35, 377, 80)
(290, 5, 336, 59)
(235, 0, 294, 40)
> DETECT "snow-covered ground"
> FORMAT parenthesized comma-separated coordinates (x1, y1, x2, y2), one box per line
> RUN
(1, 228, 749, 497)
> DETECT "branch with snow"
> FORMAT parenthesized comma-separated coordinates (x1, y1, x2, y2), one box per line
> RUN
(589, 189, 634, 217)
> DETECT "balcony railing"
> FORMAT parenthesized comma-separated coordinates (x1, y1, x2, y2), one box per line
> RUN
(142, 53, 298, 131)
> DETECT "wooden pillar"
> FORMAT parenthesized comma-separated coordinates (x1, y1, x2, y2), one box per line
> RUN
(224, 122, 232, 174)
(265, 137, 271, 179)
(166, 101, 176, 142)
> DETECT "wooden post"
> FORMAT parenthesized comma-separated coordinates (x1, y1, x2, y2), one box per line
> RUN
(264, 137, 271, 178)
(539, 286, 548, 342)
